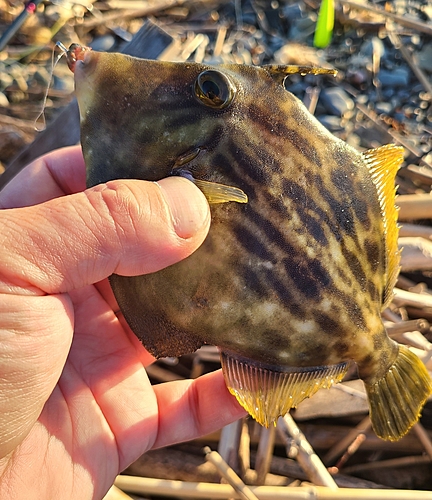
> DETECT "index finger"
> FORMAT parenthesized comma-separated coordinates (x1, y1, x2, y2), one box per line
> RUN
(0, 146, 86, 209)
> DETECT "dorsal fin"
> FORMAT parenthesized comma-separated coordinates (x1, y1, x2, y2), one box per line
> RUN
(262, 65, 337, 85)
(362, 144, 404, 309)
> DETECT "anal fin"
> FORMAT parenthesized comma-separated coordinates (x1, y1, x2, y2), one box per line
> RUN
(220, 351, 348, 427)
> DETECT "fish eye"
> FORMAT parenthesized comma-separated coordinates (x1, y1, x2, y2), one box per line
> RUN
(194, 70, 234, 109)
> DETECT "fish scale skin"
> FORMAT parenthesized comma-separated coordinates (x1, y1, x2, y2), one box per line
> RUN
(76, 52, 395, 382)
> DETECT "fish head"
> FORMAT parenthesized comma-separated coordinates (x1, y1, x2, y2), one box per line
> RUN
(72, 48, 320, 193)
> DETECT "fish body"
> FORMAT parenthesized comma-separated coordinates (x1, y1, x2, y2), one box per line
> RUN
(71, 48, 432, 440)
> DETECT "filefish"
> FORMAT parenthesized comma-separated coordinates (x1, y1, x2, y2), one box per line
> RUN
(67, 44, 432, 441)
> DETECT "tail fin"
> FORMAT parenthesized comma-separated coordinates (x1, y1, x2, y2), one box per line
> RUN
(365, 345, 432, 441)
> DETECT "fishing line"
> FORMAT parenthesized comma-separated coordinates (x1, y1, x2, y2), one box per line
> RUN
(34, 41, 68, 131)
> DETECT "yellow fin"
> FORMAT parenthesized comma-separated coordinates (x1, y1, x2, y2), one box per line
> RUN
(365, 345, 432, 441)
(220, 351, 348, 427)
(193, 179, 248, 204)
(263, 64, 337, 85)
(362, 144, 404, 309)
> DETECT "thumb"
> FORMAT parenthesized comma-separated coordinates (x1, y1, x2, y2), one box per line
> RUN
(0, 176, 210, 295)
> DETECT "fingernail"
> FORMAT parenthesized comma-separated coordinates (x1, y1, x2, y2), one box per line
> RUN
(157, 177, 210, 239)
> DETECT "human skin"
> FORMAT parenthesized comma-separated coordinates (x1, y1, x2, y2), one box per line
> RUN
(0, 145, 245, 499)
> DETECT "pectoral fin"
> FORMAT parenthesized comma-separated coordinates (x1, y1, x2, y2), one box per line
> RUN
(193, 179, 248, 204)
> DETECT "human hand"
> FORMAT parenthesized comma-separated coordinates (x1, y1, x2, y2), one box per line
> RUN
(0, 146, 245, 499)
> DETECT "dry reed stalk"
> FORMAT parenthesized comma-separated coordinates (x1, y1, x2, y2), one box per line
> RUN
(355, 102, 425, 161)
(338, 0, 432, 36)
(102, 485, 134, 500)
(412, 423, 432, 460)
(115, 475, 432, 499)
(400, 223, 432, 240)
(393, 287, 432, 309)
(385, 319, 430, 335)
(323, 416, 371, 466)
(77, 0, 188, 28)
(333, 383, 366, 400)
(145, 363, 186, 382)
(204, 447, 260, 500)
(262, 454, 387, 489)
(218, 420, 242, 471)
(400, 165, 432, 186)
(397, 194, 432, 221)
(239, 420, 251, 478)
(399, 237, 432, 271)
(254, 425, 276, 485)
(388, 33, 432, 95)
(278, 414, 339, 489)
(343, 455, 431, 475)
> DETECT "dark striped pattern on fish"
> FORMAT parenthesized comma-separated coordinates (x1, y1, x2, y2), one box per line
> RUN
(72, 50, 432, 440)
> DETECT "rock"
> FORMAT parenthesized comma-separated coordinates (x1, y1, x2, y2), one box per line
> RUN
(317, 115, 343, 132)
(375, 101, 393, 114)
(0, 129, 26, 161)
(414, 43, 432, 73)
(319, 87, 355, 116)
(33, 67, 51, 87)
(379, 67, 410, 87)
(90, 35, 116, 52)
(273, 42, 322, 67)
(0, 91, 9, 107)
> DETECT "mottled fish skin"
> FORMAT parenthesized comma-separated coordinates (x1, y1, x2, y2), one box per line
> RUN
(76, 52, 389, 380)
(72, 50, 431, 439)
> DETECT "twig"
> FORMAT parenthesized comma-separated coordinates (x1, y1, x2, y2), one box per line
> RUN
(102, 485, 134, 500)
(338, 0, 432, 36)
(323, 416, 371, 466)
(204, 447, 260, 500)
(258, 453, 388, 489)
(77, 0, 189, 28)
(393, 287, 432, 309)
(214, 25, 228, 57)
(399, 237, 432, 272)
(145, 363, 185, 382)
(399, 165, 432, 187)
(412, 423, 432, 461)
(356, 102, 426, 161)
(218, 420, 243, 471)
(333, 383, 366, 400)
(400, 223, 432, 240)
(304, 86, 321, 115)
(333, 433, 367, 471)
(343, 455, 431, 475)
(115, 475, 432, 499)
(398, 194, 432, 221)
(388, 32, 432, 95)
(254, 426, 276, 485)
(385, 319, 430, 335)
(389, 330, 432, 351)
(239, 420, 251, 478)
(277, 413, 338, 489)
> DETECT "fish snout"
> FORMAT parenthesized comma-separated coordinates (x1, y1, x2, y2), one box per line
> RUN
(73, 49, 99, 82)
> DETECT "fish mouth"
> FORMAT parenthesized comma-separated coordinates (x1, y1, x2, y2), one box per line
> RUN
(220, 350, 349, 427)
(73, 50, 101, 123)
(74, 50, 99, 82)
